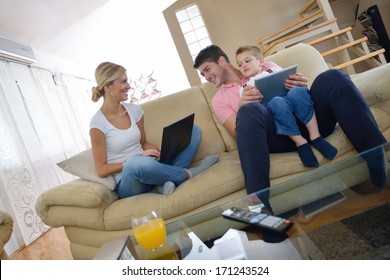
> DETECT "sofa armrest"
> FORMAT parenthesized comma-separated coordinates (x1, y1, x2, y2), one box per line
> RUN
(35, 179, 118, 229)
(0, 211, 13, 245)
(0, 210, 13, 260)
(351, 63, 390, 106)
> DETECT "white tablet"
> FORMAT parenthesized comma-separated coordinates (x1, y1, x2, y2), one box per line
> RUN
(254, 64, 298, 104)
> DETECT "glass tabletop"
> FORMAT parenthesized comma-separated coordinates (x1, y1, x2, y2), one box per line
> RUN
(123, 143, 390, 260)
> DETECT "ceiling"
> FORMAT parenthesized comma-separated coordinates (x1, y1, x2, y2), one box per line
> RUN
(0, 0, 111, 47)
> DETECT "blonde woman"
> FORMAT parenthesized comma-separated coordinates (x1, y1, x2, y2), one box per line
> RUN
(90, 62, 218, 198)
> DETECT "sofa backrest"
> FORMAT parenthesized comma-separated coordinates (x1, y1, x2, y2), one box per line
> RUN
(141, 86, 227, 163)
(265, 43, 329, 87)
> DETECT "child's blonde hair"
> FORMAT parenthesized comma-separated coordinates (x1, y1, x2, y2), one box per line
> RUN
(235, 45, 263, 59)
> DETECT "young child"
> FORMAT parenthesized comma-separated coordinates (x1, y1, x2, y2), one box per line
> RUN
(235, 45, 337, 167)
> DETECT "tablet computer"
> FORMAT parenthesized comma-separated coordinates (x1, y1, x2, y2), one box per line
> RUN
(254, 64, 297, 104)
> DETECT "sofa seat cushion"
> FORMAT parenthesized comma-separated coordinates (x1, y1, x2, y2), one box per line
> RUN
(103, 154, 244, 231)
(268, 125, 353, 179)
(371, 107, 390, 133)
(270, 154, 369, 215)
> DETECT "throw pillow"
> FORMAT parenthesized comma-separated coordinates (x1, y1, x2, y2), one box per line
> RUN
(57, 149, 116, 190)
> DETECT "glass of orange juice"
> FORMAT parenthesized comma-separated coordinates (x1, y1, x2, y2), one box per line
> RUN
(131, 210, 166, 251)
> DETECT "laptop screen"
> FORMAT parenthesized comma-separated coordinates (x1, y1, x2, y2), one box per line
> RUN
(159, 113, 195, 163)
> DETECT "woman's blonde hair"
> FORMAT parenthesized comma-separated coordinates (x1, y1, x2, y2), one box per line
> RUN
(91, 62, 126, 102)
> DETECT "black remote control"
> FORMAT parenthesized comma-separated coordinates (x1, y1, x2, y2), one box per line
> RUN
(222, 207, 293, 233)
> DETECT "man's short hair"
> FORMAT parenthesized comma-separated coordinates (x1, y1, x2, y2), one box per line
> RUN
(193, 45, 230, 69)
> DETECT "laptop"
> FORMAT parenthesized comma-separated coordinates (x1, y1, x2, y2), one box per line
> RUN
(158, 113, 195, 163)
(254, 64, 298, 104)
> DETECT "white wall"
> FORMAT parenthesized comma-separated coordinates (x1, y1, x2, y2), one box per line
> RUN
(34, 0, 190, 95)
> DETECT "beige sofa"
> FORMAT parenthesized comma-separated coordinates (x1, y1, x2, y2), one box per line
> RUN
(35, 43, 390, 259)
(0, 210, 13, 260)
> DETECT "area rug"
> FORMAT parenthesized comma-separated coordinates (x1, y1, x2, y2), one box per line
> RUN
(292, 202, 390, 259)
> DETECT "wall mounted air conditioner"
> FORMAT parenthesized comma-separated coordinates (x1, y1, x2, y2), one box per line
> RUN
(0, 35, 36, 65)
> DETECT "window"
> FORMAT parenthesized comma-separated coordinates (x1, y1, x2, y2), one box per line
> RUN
(176, 4, 211, 82)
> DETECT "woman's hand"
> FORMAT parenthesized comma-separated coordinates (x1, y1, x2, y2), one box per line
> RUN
(285, 72, 308, 89)
(239, 85, 263, 107)
(143, 148, 161, 159)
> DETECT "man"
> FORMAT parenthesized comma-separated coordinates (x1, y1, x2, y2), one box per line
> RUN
(194, 45, 387, 196)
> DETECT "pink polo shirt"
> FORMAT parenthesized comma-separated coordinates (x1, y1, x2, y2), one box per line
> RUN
(211, 83, 241, 124)
(212, 61, 281, 124)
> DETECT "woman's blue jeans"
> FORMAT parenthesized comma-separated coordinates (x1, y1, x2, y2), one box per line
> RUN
(116, 124, 202, 198)
(267, 87, 314, 136)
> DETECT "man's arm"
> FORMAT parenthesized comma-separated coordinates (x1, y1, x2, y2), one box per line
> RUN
(223, 114, 237, 138)
(284, 72, 308, 89)
(223, 86, 263, 138)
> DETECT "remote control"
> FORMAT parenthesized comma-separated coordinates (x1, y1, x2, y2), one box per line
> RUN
(222, 207, 293, 233)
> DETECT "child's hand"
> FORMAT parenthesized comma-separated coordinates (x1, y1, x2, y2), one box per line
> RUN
(239, 85, 263, 107)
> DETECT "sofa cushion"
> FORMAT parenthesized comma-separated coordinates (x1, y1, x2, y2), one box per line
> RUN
(269, 125, 354, 180)
(141, 86, 227, 162)
(57, 149, 116, 190)
(351, 63, 390, 106)
(103, 155, 244, 231)
(265, 43, 329, 87)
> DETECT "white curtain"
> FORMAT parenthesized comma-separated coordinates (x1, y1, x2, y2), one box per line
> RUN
(60, 73, 101, 144)
(0, 60, 99, 255)
(0, 59, 161, 256)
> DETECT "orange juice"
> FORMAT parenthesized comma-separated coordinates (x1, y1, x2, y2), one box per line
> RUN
(146, 243, 178, 260)
(134, 218, 166, 250)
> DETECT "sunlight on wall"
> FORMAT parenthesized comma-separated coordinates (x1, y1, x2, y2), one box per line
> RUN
(39, 0, 189, 96)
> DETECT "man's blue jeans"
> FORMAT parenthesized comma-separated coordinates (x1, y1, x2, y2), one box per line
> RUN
(116, 125, 202, 198)
(267, 87, 314, 136)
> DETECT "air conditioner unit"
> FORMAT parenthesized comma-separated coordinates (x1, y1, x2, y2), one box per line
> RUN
(0, 35, 36, 65)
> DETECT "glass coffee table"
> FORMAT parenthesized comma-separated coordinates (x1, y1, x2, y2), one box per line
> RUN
(98, 143, 390, 260)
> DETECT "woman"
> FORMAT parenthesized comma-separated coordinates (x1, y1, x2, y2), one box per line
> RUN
(90, 62, 218, 198)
